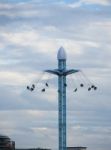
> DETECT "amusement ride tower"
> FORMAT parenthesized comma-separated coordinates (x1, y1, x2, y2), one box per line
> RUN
(45, 47, 79, 150)
(27, 47, 97, 150)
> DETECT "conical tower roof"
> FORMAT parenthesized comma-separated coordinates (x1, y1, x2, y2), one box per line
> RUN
(57, 47, 67, 60)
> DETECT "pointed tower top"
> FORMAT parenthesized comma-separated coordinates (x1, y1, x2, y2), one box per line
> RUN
(57, 47, 67, 60)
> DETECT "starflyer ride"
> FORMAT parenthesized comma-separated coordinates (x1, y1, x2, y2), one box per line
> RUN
(27, 47, 97, 150)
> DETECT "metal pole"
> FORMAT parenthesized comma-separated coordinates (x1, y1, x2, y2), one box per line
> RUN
(63, 70, 66, 150)
(58, 74, 63, 150)
(58, 59, 66, 150)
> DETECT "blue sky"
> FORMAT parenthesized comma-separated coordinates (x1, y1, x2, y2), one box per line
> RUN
(0, 0, 111, 150)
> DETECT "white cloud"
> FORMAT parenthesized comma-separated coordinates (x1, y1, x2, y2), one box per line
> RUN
(68, 1, 82, 8)
(0, 71, 43, 86)
(0, 3, 13, 9)
(2, 30, 39, 46)
(68, 0, 111, 8)
(81, 0, 111, 5)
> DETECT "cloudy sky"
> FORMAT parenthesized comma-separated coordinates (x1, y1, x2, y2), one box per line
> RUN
(0, 0, 111, 150)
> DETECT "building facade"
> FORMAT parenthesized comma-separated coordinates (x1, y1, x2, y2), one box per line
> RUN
(67, 147, 87, 150)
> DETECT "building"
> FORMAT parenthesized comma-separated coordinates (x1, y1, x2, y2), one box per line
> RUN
(67, 147, 87, 150)
(0, 134, 15, 150)
(16, 148, 51, 150)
